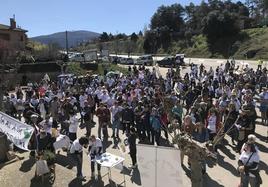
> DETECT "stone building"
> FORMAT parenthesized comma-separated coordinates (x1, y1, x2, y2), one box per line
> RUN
(0, 17, 28, 61)
(0, 18, 28, 49)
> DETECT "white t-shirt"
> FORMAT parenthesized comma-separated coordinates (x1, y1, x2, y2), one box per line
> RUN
(239, 151, 259, 177)
(69, 116, 79, 133)
(79, 94, 88, 108)
(100, 93, 110, 103)
(89, 138, 103, 154)
(111, 106, 123, 121)
(70, 139, 83, 154)
(207, 115, 217, 133)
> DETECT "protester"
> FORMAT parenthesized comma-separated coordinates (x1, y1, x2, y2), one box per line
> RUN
(238, 135, 262, 187)
(128, 127, 137, 169)
(70, 136, 89, 179)
(110, 101, 123, 138)
(68, 110, 79, 142)
(3, 56, 267, 183)
(88, 135, 103, 178)
(95, 102, 110, 139)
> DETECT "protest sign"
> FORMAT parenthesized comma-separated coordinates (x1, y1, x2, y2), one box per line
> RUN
(0, 112, 34, 150)
(137, 144, 183, 187)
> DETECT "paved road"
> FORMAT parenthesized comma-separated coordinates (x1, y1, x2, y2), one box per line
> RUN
(111, 54, 267, 69)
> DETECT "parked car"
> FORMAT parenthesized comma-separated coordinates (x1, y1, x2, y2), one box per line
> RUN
(111, 56, 120, 64)
(119, 57, 128, 64)
(175, 54, 185, 66)
(157, 56, 176, 67)
(135, 55, 154, 66)
(69, 53, 85, 62)
(126, 58, 134, 65)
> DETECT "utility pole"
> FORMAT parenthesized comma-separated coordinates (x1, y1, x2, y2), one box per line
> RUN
(65, 30, 69, 57)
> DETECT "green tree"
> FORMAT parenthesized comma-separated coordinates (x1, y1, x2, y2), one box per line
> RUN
(125, 40, 135, 57)
(99, 32, 110, 42)
(130, 32, 138, 43)
(109, 33, 114, 40)
(143, 30, 160, 54)
(203, 10, 240, 43)
(116, 33, 127, 40)
(150, 4, 185, 33)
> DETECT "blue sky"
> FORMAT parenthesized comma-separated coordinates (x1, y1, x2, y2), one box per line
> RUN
(0, 0, 201, 37)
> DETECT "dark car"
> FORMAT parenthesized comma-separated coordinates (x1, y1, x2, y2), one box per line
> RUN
(157, 56, 176, 67)
(111, 56, 120, 64)
(175, 54, 186, 66)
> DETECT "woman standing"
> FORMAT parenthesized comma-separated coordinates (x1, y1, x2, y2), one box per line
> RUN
(238, 137, 262, 187)
(206, 108, 219, 141)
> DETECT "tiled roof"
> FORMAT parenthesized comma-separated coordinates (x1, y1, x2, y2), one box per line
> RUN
(0, 23, 28, 32)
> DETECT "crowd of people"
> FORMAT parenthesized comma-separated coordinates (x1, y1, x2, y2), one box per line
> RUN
(2, 59, 267, 186)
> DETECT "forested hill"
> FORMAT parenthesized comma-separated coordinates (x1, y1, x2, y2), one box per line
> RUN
(77, 0, 268, 60)
(76, 27, 268, 60)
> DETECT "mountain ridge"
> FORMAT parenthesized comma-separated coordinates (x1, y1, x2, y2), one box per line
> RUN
(31, 30, 100, 48)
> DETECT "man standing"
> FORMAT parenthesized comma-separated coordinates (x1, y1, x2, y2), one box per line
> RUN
(121, 103, 134, 135)
(128, 127, 137, 169)
(95, 102, 110, 139)
(69, 137, 89, 179)
(88, 135, 103, 178)
(110, 101, 123, 138)
(134, 101, 144, 140)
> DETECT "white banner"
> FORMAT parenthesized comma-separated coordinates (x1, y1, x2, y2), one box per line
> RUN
(0, 112, 34, 150)
(137, 144, 183, 187)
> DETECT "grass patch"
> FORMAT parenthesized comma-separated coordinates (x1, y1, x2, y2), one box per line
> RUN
(66, 63, 87, 75)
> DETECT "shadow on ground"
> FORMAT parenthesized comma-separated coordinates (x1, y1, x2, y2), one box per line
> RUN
(19, 157, 35, 172)
(217, 154, 239, 177)
(182, 165, 225, 187)
(203, 173, 225, 187)
(56, 154, 76, 170)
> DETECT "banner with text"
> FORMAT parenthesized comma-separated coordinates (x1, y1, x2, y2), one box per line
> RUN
(0, 112, 34, 150)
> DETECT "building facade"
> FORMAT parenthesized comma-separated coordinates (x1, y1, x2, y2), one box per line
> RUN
(0, 18, 28, 52)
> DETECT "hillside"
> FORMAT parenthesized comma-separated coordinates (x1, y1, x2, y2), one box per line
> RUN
(174, 27, 268, 60)
(31, 30, 100, 48)
(77, 27, 268, 60)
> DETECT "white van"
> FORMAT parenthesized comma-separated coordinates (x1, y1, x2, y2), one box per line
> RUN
(135, 55, 154, 66)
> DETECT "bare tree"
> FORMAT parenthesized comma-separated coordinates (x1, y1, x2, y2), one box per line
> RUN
(0, 39, 10, 110)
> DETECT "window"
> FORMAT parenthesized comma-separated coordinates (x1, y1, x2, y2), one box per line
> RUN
(20, 35, 24, 41)
(0, 33, 10, 41)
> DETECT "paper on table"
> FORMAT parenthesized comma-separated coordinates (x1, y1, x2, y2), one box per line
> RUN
(95, 153, 124, 168)
(53, 134, 70, 150)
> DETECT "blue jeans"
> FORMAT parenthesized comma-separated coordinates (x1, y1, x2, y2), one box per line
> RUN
(112, 120, 120, 137)
(241, 173, 260, 187)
